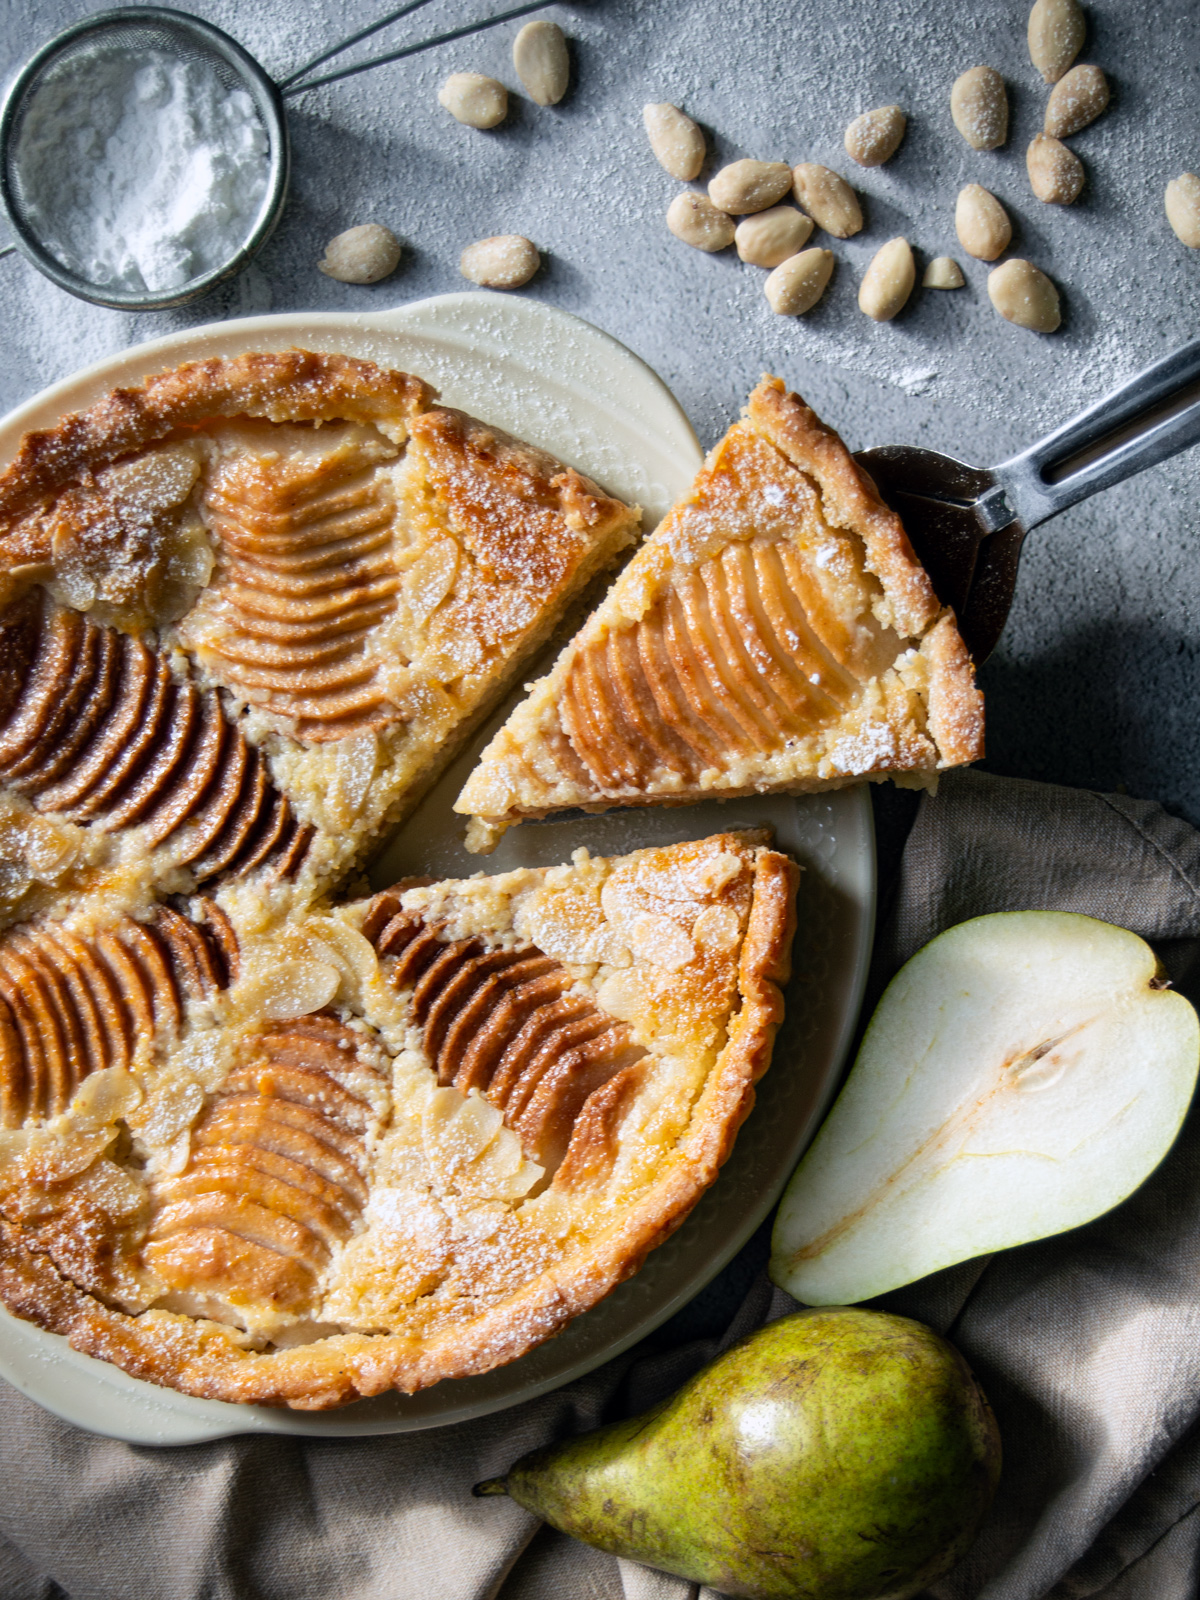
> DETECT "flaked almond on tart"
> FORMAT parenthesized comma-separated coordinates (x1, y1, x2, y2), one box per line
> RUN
(456, 376, 982, 851)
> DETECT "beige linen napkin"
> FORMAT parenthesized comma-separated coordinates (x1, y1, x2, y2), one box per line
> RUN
(2, 769, 1199, 1600)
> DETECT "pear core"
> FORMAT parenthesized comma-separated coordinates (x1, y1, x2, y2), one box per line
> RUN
(484, 1307, 1001, 1600)
(771, 911, 1200, 1305)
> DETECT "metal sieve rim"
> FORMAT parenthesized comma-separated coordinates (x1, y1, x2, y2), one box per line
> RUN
(0, 5, 290, 312)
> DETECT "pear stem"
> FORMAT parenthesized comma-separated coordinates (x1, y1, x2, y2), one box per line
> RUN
(472, 1477, 510, 1497)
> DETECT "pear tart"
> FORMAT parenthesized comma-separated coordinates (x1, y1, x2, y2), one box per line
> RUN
(457, 376, 983, 847)
(0, 350, 640, 923)
(0, 832, 797, 1408)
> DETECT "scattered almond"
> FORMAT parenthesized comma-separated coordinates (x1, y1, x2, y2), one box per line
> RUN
(1027, 134, 1084, 203)
(764, 248, 835, 314)
(951, 66, 1008, 150)
(923, 256, 965, 288)
(437, 73, 507, 128)
(459, 234, 540, 288)
(1044, 64, 1109, 137)
(988, 258, 1061, 331)
(643, 103, 705, 181)
(858, 237, 915, 321)
(844, 105, 906, 167)
(790, 164, 863, 238)
(1165, 174, 1200, 247)
(666, 191, 736, 251)
(1027, 0, 1085, 83)
(708, 160, 793, 215)
(512, 20, 569, 106)
(317, 224, 402, 283)
(736, 205, 814, 267)
(955, 184, 1012, 260)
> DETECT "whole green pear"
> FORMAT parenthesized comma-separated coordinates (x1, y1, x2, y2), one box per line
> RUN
(476, 1308, 1000, 1600)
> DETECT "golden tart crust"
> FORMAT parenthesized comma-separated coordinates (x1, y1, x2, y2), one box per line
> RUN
(0, 350, 640, 925)
(455, 375, 984, 847)
(0, 832, 798, 1409)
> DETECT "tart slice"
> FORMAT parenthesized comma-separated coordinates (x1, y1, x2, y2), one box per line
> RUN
(0, 350, 640, 918)
(456, 376, 983, 849)
(0, 831, 798, 1408)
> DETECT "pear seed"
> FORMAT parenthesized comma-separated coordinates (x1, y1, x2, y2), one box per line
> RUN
(708, 160, 793, 215)
(1027, 134, 1084, 204)
(764, 248, 835, 314)
(437, 72, 508, 128)
(643, 103, 705, 181)
(1027, 0, 1085, 83)
(858, 237, 915, 321)
(790, 164, 863, 238)
(666, 191, 736, 251)
(988, 258, 1061, 331)
(955, 185, 1012, 261)
(459, 234, 540, 288)
(512, 20, 569, 106)
(1166, 174, 1200, 247)
(317, 224, 402, 283)
(736, 205, 814, 267)
(923, 256, 965, 289)
(844, 105, 907, 167)
(950, 66, 1008, 151)
(1044, 64, 1109, 137)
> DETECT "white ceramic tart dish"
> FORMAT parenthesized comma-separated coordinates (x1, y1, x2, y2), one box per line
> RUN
(0, 297, 875, 1441)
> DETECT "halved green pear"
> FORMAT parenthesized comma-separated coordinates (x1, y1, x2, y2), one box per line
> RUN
(771, 911, 1200, 1305)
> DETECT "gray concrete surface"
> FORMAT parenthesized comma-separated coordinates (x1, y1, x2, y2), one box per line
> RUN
(2, 0, 1199, 817)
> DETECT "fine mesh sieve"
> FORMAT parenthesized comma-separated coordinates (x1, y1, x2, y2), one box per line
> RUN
(0, 0, 552, 312)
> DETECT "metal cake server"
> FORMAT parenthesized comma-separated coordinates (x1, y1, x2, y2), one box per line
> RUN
(855, 336, 1200, 663)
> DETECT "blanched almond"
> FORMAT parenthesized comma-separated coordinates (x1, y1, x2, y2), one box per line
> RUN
(318, 224, 402, 283)
(459, 234, 540, 288)
(643, 103, 705, 181)
(512, 20, 569, 105)
(858, 237, 915, 321)
(1044, 64, 1109, 137)
(1027, 0, 1085, 83)
(438, 73, 507, 128)
(666, 191, 736, 251)
(791, 164, 863, 238)
(764, 248, 835, 314)
(1027, 134, 1084, 203)
(988, 259, 1061, 331)
(923, 256, 965, 288)
(955, 184, 1012, 260)
(951, 66, 1008, 150)
(708, 160, 793, 215)
(844, 105, 907, 167)
(735, 205, 814, 267)
(1166, 174, 1200, 248)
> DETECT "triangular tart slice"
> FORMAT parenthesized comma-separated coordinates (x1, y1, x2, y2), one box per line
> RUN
(0, 831, 797, 1407)
(456, 376, 983, 850)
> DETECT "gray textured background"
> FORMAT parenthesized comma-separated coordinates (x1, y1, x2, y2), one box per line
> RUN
(2, 0, 1199, 818)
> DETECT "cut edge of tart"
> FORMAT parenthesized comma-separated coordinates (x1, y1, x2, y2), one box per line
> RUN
(0, 831, 798, 1409)
(455, 375, 984, 852)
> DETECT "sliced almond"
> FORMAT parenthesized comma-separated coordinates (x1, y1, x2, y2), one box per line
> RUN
(666, 191, 736, 251)
(844, 105, 907, 167)
(1028, 0, 1085, 83)
(708, 160, 793, 215)
(790, 164, 863, 238)
(955, 184, 1012, 260)
(437, 73, 508, 128)
(923, 256, 965, 288)
(459, 234, 540, 288)
(1027, 134, 1085, 204)
(1044, 64, 1109, 137)
(951, 66, 1008, 151)
(1166, 174, 1200, 248)
(735, 205, 814, 267)
(858, 237, 915, 321)
(988, 259, 1061, 331)
(512, 20, 569, 106)
(764, 248, 835, 314)
(643, 103, 705, 181)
